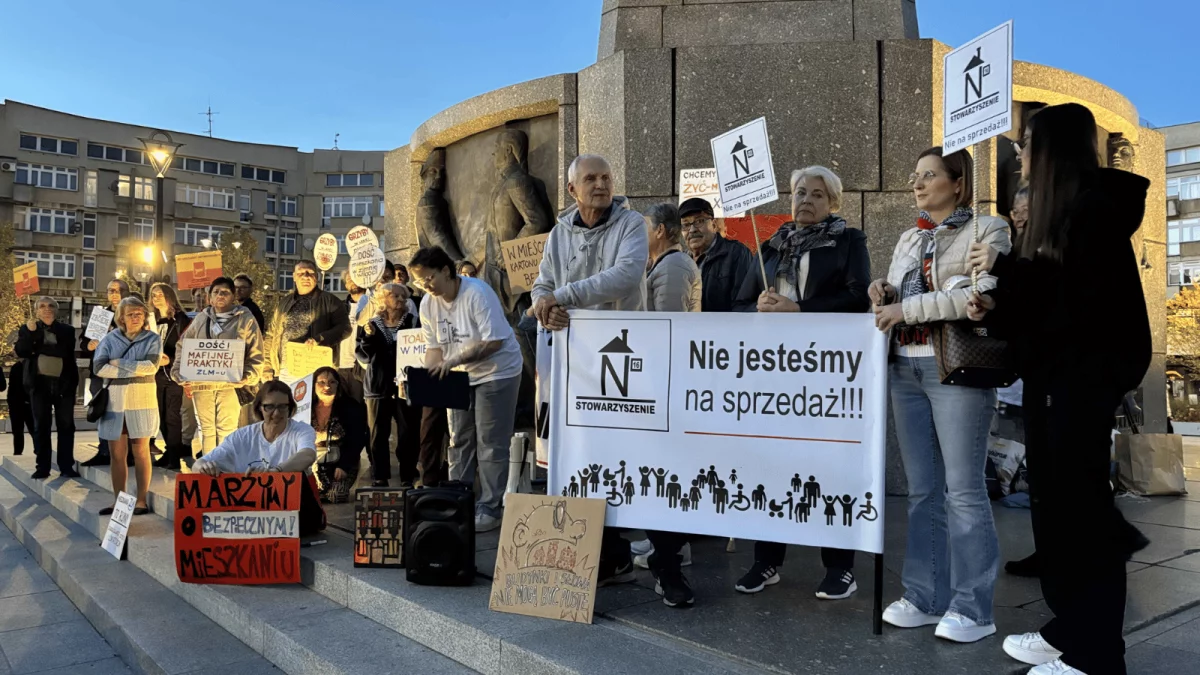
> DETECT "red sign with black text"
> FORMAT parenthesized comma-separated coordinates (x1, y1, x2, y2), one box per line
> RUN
(174, 473, 302, 585)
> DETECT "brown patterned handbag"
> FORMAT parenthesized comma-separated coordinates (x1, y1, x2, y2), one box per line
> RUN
(931, 321, 1017, 389)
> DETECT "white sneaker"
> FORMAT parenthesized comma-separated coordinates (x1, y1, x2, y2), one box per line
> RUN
(882, 598, 943, 629)
(475, 513, 501, 533)
(1004, 632, 1063, 666)
(1028, 659, 1087, 675)
(634, 542, 692, 570)
(934, 611, 997, 643)
(630, 538, 654, 557)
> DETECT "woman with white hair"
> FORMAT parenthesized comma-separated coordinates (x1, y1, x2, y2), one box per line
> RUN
(93, 296, 163, 515)
(733, 165, 871, 601)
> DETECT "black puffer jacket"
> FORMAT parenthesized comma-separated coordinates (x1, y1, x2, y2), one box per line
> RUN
(355, 313, 417, 399)
(16, 321, 79, 395)
(696, 234, 753, 312)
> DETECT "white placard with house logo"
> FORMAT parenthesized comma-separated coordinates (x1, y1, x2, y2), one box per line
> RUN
(709, 118, 778, 216)
(547, 311, 889, 553)
(942, 21, 1014, 152)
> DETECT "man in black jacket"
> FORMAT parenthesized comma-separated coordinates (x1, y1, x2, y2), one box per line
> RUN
(679, 198, 753, 312)
(79, 278, 130, 467)
(17, 297, 80, 479)
(234, 274, 266, 331)
(268, 260, 352, 380)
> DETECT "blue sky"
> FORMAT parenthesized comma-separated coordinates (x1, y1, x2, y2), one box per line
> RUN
(1, 0, 1193, 151)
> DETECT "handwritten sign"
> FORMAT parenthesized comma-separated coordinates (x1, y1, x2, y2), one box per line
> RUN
(501, 233, 549, 295)
(179, 338, 246, 383)
(489, 494, 605, 624)
(84, 306, 115, 341)
(678, 168, 731, 218)
(394, 328, 427, 382)
(101, 491, 137, 560)
(284, 342, 333, 380)
(314, 233, 339, 271)
(291, 374, 314, 425)
(349, 247, 387, 289)
(177, 251, 223, 291)
(345, 225, 379, 257)
(175, 473, 302, 585)
(14, 262, 38, 298)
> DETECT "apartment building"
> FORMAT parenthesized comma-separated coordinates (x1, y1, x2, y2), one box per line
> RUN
(0, 100, 386, 328)
(1165, 121, 1200, 297)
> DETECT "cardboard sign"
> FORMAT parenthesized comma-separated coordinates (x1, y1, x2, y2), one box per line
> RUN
(177, 251, 223, 291)
(178, 338, 246, 383)
(501, 233, 549, 295)
(394, 328, 427, 383)
(174, 473, 302, 585)
(101, 491, 137, 560)
(678, 168, 731, 218)
(84, 306, 115, 341)
(14, 262, 38, 298)
(354, 488, 405, 568)
(490, 494, 605, 624)
(291, 374, 314, 425)
(284, 342, 333, 381)
(314, 233, 339, 271)
(345, 225, 379, 257)
(710, 117, 778, 215)
(349, 247, 387, 289)
(942, 21, 1014, 152)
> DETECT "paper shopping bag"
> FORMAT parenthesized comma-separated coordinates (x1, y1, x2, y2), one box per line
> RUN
(1116, 433, 1187, 496)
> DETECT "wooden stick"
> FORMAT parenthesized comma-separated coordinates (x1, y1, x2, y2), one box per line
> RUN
(749, 209, 769, 290)
(971, 143, 980, 293)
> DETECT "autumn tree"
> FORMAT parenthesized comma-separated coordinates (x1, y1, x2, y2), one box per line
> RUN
(0, 225, 30, 354)
(1167, 283, 1200, 372)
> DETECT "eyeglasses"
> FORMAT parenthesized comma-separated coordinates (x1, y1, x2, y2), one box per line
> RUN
(125, 311, 146, 319)
(412, 273, 438, 287)
(907, 170, 942, 186)
(260, 403, 290, 413)
(681, 217, 713, 231)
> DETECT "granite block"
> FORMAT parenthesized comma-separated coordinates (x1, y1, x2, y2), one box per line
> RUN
(30, 658, 132, 675)
(663, 2, 852, 47)
(598, 7, 664, 61)
(383, 144, 414, 259)
(603, 0, 680, 11)
(176, 658, 280, 675)
(863, 191, 915, 279)
(0, 558, 56, 599)
(881, 40, 936, 191)
(0, 619, 116, 675)
(1148, 612, 1200, 655)
(557, 104, 578, 211)
(1126, 603, 1200, 645)
(1162, 552, 1200, 574)
(1125, 642, 1200, 675)
(675, 42, 880, 193)
(853, 0, 919, 40)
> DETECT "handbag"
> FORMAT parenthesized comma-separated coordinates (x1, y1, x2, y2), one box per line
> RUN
(86, 340, 136, 423)
(931, 321, 1017, 389)
(1115, 399, 1187, 496)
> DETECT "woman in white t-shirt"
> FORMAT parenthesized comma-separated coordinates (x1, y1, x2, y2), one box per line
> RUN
(409, 246, 523, 533)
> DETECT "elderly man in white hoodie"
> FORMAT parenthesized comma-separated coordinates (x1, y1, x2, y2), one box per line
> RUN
(529, 153, 648, 589)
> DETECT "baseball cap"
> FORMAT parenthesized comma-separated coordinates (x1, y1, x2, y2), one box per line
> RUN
(678, 198, 715, 219)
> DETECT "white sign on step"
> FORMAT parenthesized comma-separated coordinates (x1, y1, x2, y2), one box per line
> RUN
(710, 118, 778, 215)
(942, 21, 1014, 152)
(101, 491, 137, 559)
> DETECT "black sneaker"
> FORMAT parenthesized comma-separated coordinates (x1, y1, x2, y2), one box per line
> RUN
(81, 454, 110, 467)
(60, 468, 81, 479)
(1005, 552, 1041, 578)
(815, 568, 857, 600)
(598, 560, 637, 587)
(31, 470, 51, 480)
(734, 562, 780, 594)
(654, 570, 695, 608)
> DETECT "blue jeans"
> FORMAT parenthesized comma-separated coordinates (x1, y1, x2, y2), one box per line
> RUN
(891, 356, 999, 624)
(448, 375, 520, 518)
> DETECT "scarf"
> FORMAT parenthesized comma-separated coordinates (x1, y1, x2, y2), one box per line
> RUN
(767, 215, 846, 286)
(895, 207, 973, 346)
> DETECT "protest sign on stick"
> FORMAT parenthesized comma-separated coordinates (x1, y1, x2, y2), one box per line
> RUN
(501, 233, 549, 295)
(14, 262, 38, 299)
(84, 306, 115, 341)
(314, 233, 339, 271)
(349, 247, 387, 289)
(176, 251, 223, 290)
(178, 338, 246, 383)
(345, 225, 379, 257)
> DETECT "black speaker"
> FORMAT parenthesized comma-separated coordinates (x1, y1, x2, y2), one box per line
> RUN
(403, 481, 475, 586)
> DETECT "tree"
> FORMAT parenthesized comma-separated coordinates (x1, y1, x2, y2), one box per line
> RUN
(1167, 283, 1200, 370)
(0, 225, 30, 356)
(217, 228, 278, 338)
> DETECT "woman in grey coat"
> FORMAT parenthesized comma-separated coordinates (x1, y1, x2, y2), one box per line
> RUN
(643, 203, 702, 313)
(93, 296, 162, 515)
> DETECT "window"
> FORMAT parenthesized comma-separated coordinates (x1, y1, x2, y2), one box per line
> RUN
(123, 217, 155, 241)
(15, 163, 78, 190)
(1168, 147, 1200, 167)
(266, 232, 298, 256)
(266, 194, 276, 215)
(82, 213, 97, 250)
(86, 143, 150, 165)
(117, 175, 155, 200)
(277, 270, 294, 292)
(1170, 261, 1200, 287)
(174, 223, 228, 247)
(20, 134, 77, 156)
(85, 170, 98, 207)
(242, 164, 286, 184)
(325, 173, 374, 187)
(82, 256, 96, 291)
(176, 183, 236, 210)
(1168, 218, 1200, 256)
(379, 199, 385, 217)
(282, 196, 298, 217)
(239, 193, 251, 214)
(337, 236, 348, 255)
(1169, 175, 1200, 201)
(323, 274, 346, 293)
(16, 251, 75, 279)
(171, 155, 235, 177)
(322, 196, 373, 224)
(22, 208, 76, 235)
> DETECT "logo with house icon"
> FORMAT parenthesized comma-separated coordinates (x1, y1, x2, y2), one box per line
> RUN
(566, 318, 672, 433)
(730, 135, 755, 180)
(599, 329, 642, 398)
(962, 47, 992, 106)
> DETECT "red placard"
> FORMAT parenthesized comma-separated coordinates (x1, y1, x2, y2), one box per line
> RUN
(174, 473, 302, 585)
(14, 262, 39, 298)
(723, 214, 791, 253)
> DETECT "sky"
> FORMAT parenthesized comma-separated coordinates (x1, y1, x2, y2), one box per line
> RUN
(1, 0, 1195, 151)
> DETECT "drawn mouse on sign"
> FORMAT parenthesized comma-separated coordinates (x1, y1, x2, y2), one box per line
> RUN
(513, 500, 588, 572)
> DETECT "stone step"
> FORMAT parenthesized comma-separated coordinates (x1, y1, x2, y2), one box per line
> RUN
(3, 453, 765, 675)
(0, 455, 477, 675)
(0, 470, 280, 675)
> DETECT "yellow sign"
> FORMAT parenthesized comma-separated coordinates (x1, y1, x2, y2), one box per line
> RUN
(501, 233, 549, 295)
(176, 251, 223, 290)
(489, 495, 605, 624)
(13, 262, 39, 298)
(283, 342, 334, 381)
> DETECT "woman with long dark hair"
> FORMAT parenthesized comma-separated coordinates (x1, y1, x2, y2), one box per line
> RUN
(149, 282, 191, 469)
(968, 103, 1150, 675)
(310, 366, 367, 503)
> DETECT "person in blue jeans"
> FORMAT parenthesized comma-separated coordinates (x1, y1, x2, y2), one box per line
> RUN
(868, 146, 1011, 644)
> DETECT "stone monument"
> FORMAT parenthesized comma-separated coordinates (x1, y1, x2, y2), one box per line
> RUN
(415, 148, 464, 261)
(484, 128, 554, 316)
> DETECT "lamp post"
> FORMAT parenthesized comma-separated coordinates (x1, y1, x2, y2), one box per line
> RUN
(139, 131, 184, 283)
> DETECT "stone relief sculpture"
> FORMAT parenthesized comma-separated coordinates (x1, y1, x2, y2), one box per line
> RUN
(1108, 133, 1135, 171)
(416, 148, 465, 261)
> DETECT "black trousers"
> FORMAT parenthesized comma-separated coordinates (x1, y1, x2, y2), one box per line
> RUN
(30, 383, 74, 473)
(754, 541, 855, 571)
(1025, 380, 1132, 675)
(9, 398, 30, 455)
(156, 380, 186, 461)
(366, 397, 412, 483)
(645, 530, 688, 573)
(419, 406, 449, 487)
(599, 528, 632, 577)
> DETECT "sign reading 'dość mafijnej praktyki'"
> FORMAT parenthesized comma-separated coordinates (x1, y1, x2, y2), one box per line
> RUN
(547, 312, 888, 554)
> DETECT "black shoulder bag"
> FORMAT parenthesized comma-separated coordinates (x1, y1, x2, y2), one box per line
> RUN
(87, 340, 136, 423)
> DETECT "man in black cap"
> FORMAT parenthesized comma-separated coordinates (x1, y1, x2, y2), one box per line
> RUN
(679, 198, 753, 313)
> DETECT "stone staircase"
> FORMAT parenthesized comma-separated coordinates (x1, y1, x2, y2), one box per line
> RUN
(0, 452, 763, 675)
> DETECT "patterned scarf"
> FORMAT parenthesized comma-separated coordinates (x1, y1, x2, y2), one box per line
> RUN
(767, 215, 847, 286)
(895, 207, 973, 346)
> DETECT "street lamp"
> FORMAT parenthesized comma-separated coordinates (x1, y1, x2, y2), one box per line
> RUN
(138, 130, 184, 282)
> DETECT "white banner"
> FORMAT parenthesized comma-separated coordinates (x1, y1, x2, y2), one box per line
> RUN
(394, 328, 427, 382)
(548, 311, 888, 553)
(179, 339, 246, 383)
(534, 326, 553, 468)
